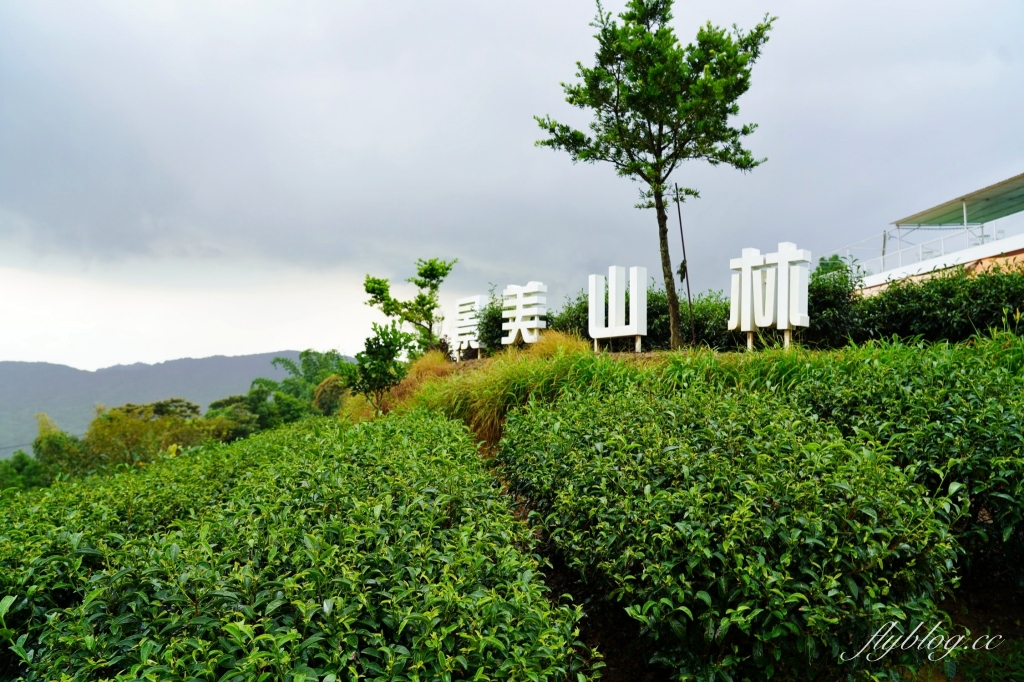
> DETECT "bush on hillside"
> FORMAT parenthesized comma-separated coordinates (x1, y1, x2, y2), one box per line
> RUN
(497, 385, 961, 679)
(31, 398, 263, 482)
(0, 413, 589, 681)
(756, 335, 1024, 570)
(268, 349, 352, 402)
(0, 451, 50, 494)
(31, 415, 91, 479)
(545, 263, 1024, 351)
(857, 265, 1024, 342)
(547, 285, 742, 351)
(83, 399, 213, 468)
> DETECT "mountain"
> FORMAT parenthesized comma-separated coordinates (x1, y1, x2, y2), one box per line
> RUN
(0, 351, 302, 459)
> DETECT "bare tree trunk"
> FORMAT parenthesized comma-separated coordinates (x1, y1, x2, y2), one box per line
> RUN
(654, 190, 683, 349)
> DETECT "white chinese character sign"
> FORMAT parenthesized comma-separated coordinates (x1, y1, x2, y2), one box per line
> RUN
(454, 295, 484, 360)
(501, 282, 547, 344)
(728, 242, 811, 348)
(588, 266, 647, 352)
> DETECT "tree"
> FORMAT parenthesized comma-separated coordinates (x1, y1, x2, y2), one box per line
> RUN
(312, 374, 347, 416)
(535, 0, 774, 348)
(269, 349, 351, 401)
(364, 258, 457, 352)
(0, 450, 51, 493)
(342, 321, 414, 413)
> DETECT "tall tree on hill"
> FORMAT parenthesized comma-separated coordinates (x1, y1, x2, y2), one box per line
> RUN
(535, 0, 774, 349)
(364, 258, 457, 352)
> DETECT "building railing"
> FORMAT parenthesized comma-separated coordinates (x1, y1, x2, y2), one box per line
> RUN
(827, 213, 1024, 277)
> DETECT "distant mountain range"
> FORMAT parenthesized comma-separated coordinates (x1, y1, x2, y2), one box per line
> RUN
(0, 351, 302, 459)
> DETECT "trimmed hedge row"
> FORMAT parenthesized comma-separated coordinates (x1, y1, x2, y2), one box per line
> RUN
(660, 333, 1024, 567)
(497, 384, 961, 679)
(546, 264, 1024, 350)
(0, 413, 587, 681)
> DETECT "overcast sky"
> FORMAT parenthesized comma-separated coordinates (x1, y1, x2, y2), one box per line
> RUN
(1, 0, 1021, 369)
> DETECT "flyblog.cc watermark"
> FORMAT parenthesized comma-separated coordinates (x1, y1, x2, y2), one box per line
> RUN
(841, 621, 1004, 663)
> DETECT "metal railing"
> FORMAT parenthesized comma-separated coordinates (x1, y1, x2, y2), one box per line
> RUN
(827, 213, 1024, 277)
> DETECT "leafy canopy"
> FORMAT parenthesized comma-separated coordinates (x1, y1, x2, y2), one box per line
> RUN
(364, 258, 457, 351)
(342, 321, 415, 413)
(268, 349, 351, 401)
(536, 0, 774, 204)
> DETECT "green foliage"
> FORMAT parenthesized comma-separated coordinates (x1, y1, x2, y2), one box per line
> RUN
(498, 386, 960, 679)
(31, 397, 265, 485)
(311, 374, 347, 416)
(82, 400, 212, 470)
(364, 257, 457, 351)
(536, 0, 774, 347)
(233, 382, 311, 431)
(343, 321, 415, 413)
(801, 262, 861, 348)
(952, 637, 1024, 681)
(31, 415, 90, 479)
(408, 333, 1024, 676)
(0, 451, 50, 494)
(476, 286, 506, 353)
(547, 285, 742, 350)
(0, 413, 588, 681)
(269, 349, 352, 401)
(799, 263, 1024, 348)
(203, 349, 350, 434)
(749, 334, 1024, 569)
(550, 264, 1024, 352)
(857, 266, 1024, 343)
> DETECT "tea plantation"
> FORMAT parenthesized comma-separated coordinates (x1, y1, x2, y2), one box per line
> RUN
(0, 413, 586, 680)
(3, 333, 1024, 680)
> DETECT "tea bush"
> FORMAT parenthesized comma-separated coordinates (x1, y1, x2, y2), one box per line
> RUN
(497, 385, 961, 679)
(0, 412, 587, 681)
(669, 334, 1024, 569)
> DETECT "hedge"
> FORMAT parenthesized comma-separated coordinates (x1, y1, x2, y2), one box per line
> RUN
(546, 264, 1024, 350)
(497, 384, 961, 679)
(0, 413, 587, 681)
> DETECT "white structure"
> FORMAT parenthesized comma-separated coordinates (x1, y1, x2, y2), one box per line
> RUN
(454, 295, 484, 360)
(729, 242, 811, 348)
(501, 282, 547, 344)
(588, 265, 648, 352)
(826, 172, 1024, 290)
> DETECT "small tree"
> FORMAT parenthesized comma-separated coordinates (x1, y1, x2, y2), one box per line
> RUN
(364, 258, 457, 352)
(343, 321, 414, 413)
(269, 349, 351, 401)
(536, 0, 774, 348)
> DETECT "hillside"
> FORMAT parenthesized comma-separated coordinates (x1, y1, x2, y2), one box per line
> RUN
(0, 352, 303, 458)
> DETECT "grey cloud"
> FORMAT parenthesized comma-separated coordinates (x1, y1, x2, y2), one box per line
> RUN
(0, 0, 1022, 299)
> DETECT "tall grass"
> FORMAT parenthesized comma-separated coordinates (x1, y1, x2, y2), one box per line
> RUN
(407, 332, 654, 442)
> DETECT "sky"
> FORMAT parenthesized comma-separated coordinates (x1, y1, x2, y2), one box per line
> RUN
(0, 0, 1021, 370)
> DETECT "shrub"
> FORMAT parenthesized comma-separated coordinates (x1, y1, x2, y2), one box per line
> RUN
(0, 451, 50, 494)
(83, 400, 212, 468)
(548, 285, 742, 351)
(0, 413, 589, 680)
(856, 265, 1024, 343)
(477, 286, 506, 354)
(31, 414, 90, 478)
(342, 321, 415, 413)
(497, 385, 961, 679)
(311, 374, 347, 416)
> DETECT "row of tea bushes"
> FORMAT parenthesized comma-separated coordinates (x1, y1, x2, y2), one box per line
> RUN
(660, 333, 1024, 568)
(0, 413, 587, 681)
(496, 385, 961, 680)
